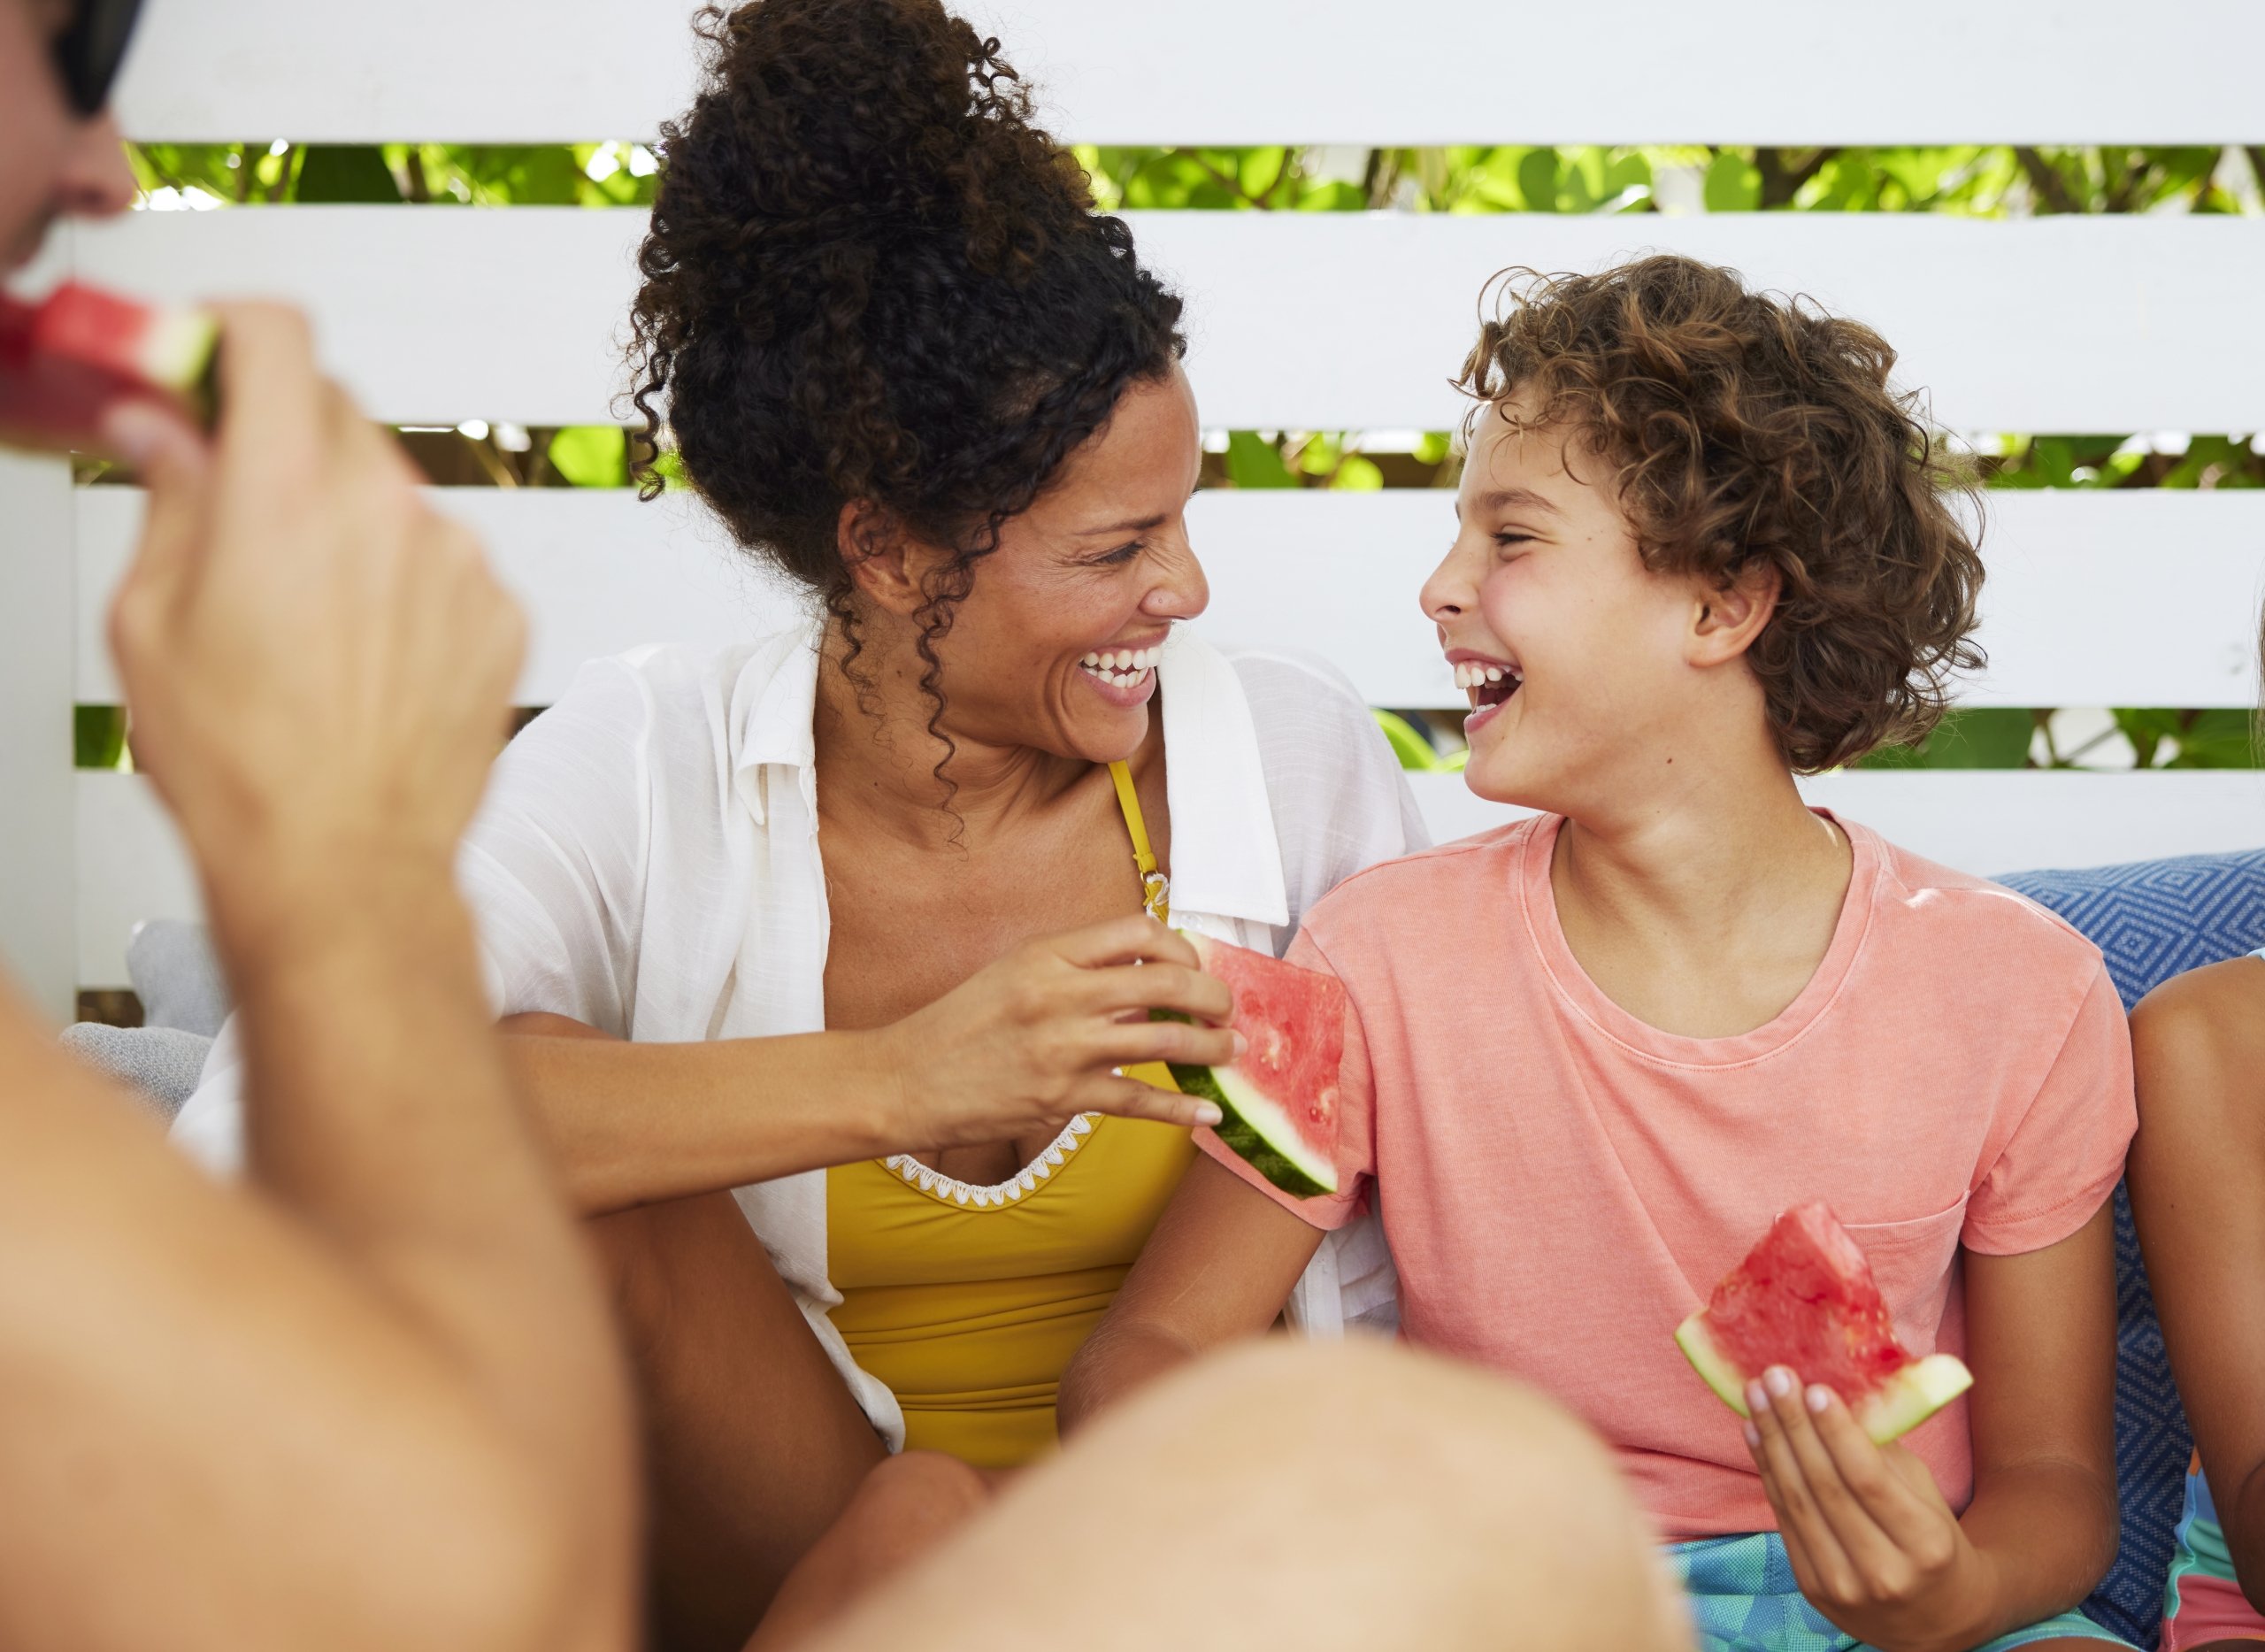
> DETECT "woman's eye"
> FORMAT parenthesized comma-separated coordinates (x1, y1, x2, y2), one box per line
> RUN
(1093, 542, 1145, 567)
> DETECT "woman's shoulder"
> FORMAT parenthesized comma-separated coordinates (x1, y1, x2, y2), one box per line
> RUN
(509, 631, 819, 778)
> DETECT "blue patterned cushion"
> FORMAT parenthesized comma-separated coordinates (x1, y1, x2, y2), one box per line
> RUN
(1996, 849, 2265, 1648)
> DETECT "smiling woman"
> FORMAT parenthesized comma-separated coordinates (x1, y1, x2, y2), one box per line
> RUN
(169, 3, 1424, 1649)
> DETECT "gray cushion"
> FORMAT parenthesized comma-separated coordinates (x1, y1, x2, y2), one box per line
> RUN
(58, 1023, 214, 1120)
(127, 919, 229, 1037)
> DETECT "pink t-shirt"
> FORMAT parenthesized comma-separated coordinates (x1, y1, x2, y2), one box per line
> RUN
(1196, 812, 2135, 1540)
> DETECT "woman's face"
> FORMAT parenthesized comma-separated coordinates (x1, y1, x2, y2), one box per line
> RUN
(925, 365, 1209, 765)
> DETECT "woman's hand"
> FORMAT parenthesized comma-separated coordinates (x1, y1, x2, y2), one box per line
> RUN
(1746, 1366, 1994, 1652)
(870, 914, 1241, 1152)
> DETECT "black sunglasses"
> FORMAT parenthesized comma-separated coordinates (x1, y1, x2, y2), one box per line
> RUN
(52, 0, 145, 118)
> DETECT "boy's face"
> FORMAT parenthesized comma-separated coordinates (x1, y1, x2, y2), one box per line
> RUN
(1421, 393, 1718, 816)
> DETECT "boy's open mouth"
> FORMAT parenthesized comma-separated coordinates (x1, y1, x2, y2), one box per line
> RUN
(1454, 657, 1523, 724)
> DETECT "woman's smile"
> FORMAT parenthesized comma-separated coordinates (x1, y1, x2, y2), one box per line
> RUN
(1075, 639, 1166, 707)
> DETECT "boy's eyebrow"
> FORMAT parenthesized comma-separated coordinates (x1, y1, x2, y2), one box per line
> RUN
(1470, 487, 1565, 519)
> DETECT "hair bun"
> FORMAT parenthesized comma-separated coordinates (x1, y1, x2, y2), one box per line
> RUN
(678, 0, 1087, 253)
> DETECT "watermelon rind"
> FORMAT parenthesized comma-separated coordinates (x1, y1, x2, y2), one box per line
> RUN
(1166, 1055, 1336, 1199)
(1674, 1310, 1973, 1446)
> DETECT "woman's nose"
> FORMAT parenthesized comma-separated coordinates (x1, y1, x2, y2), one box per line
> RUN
(1142, 532, 1209, 622)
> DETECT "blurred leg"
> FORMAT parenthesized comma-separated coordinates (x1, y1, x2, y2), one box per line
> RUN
(786, 1338, 1690, 1652)
(592, 1191, 887, 1652)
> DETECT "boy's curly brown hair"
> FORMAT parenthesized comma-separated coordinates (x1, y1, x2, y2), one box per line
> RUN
(1457, 256, 1986, 772)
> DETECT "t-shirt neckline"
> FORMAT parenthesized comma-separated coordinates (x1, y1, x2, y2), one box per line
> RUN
(1517, 809, 1880, 1069)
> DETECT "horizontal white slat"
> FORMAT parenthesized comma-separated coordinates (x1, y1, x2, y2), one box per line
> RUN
(73, 488, 2265, 711)
(1408, 770, 2265, 878)
(74, 766, 2265, 988)
(65, 209, 2265, 434)
(114, 0, 2265, 146)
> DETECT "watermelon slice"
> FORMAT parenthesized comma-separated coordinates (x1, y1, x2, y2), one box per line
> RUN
(1675, 1202, 1973, 1444)
(0, 281, 218, 454)
(1157, 934, 1343, 1199)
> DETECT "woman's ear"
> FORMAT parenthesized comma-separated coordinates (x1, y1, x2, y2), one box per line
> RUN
(837, 500, 930, 618)
(1689, 559, 1783, 667)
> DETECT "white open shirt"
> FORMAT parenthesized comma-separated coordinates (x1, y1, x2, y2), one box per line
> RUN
(175, 616, 1428, 1447)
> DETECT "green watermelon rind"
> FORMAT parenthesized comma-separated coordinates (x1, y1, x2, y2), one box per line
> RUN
(1150, 1010, 1336, 1200)
(1673, 1309, 1974, 1446)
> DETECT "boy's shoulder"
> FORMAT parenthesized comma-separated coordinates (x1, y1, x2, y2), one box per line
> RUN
(1854, 819, 2107, 979)
(1298, 816, 1539, 944)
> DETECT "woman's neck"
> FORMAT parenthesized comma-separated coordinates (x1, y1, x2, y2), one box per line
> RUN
(810, 619, 1090, 849)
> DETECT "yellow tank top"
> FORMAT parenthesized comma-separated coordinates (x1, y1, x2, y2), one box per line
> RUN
(825, 761, 1191, 1469)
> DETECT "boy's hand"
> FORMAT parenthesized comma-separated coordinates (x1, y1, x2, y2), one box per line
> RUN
(1746, 1365, 1994, 1652)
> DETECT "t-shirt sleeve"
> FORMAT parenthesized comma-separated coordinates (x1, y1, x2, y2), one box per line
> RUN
(1192, 927, 1376, 1233)
(456, 657, 654, 1034)
(1962, 960, 2137, 1256)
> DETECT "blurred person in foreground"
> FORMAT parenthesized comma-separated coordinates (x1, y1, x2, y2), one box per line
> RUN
(0, 4, 1691, 1651)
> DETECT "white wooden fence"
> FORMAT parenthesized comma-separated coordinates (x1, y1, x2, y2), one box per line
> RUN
(4, 1, 2263, 1018)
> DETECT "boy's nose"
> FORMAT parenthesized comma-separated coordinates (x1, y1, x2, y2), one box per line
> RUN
(1420, 542, 1478, 624)
(58, 113, 136, 222)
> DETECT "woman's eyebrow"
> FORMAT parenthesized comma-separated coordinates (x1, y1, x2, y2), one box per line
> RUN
(1078, 511, 1170, 537)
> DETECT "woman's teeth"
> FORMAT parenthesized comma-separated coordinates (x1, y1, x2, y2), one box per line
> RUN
(1079, 646, 1161, 688)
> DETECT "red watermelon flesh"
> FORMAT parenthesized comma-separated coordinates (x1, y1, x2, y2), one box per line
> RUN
(1162, 934, 1343, 1198)
(1675, 1202, 1972, 1444)
(0, 282, 218, 454)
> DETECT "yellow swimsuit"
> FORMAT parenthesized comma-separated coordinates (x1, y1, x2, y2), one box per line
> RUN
(825, 763, 1194, 1469)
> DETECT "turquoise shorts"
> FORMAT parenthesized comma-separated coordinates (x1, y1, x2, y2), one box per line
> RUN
(1669, 1533, 2135, 1652)
(2161, 1456, 2265, 1649)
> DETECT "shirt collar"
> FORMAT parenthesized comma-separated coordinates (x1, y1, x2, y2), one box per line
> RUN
(721, 615, 1293, 930)
(1157, 628, 1291, 930)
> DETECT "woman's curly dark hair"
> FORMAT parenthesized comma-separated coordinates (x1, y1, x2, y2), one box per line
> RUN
(625, 0, 1185, 762)
(1457, 256, 1986, 772)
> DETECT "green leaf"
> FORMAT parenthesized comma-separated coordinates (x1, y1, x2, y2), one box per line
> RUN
(293, 144, 403, 204)
(74, 706, 127, 770)
(1331, 454, 1385, 491)
(548, 426, 628, 488)
(1702, 151, 1762, 211)
(2167, 711, 2262, 769)
(1857, 708, 2034, 769)
(1516, 149, 1560, 212)
(1225, 431, 1296, 489)
(1372, 710, 1441, 771)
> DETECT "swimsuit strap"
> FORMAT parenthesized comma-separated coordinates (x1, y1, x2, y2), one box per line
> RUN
(1107, 760, 1171, 926)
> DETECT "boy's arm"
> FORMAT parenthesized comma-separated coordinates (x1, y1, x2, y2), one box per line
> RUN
(1747, 1201, 2118, 1652)
(1057, 1154, 1327, 1435)
(2130, 957, 2265, 1607)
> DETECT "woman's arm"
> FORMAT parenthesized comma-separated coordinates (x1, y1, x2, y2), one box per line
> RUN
(2130, 955, 2265, 1609)
(1747, 1200, 2118, 1652)
(504, 915, 1242, 1214)
(1056, 1154, 1329, 1435)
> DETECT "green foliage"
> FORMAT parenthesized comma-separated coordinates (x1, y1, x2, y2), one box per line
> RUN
(1858, 709, 2038, 771)
(547, 426, 629, 488)
(74, 706, 127, 771)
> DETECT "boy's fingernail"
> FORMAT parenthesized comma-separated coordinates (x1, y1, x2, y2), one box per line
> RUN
(1745, 1380, 1769, 1414)
(1232, 1032, 1248, 1059)
(1193, 1103, 1224, 1128)
(1764, 1367, 1793, 1400)
(1806, 1385, 1832, 1414)
(1743, 1420, 1762, 1448)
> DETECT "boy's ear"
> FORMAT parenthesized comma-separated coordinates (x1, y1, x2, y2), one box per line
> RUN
(1689, 558, 1782, 667)
(837, 500, 935, 619)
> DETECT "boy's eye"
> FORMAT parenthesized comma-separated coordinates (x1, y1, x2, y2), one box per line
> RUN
(1493, 532, 1534, 551)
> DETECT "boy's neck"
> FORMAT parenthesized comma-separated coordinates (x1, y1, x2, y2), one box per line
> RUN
(1549, 752, 1854, 1040)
